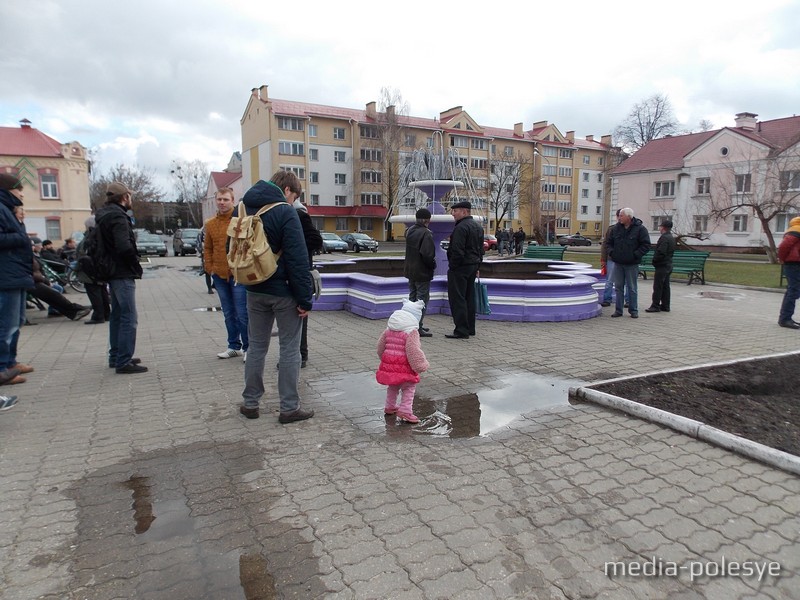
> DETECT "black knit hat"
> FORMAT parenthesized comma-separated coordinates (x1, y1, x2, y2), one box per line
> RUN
(415, 208, 432, 219)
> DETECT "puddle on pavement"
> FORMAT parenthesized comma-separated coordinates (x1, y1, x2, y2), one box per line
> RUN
(193, 306, 223, 311)
(323, 371, 585, 438)
(65, 442, 305, 598)
(696, 290, 744, 301)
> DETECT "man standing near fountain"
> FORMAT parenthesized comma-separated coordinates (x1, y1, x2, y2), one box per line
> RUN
(446, 201, 484, 339)
(404, 208, 435, 338)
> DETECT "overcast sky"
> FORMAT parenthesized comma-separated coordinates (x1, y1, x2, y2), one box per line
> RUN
(2, 0, 799, 194)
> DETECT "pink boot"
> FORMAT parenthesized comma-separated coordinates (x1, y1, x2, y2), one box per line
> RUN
(396, 383, 419, 423)
(384, 385, 399, 415)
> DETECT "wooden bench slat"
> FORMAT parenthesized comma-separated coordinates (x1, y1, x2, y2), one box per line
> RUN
(522, 245, 566, 259)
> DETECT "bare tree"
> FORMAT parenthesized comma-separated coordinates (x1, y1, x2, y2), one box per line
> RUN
(613, 94, 679, 153)
(703, 148, 800, 263)
(372, 87, 409, 240)
(170, 159, 209, 228)
(486, 151, 532, 230)
(90, 164, 166, 211)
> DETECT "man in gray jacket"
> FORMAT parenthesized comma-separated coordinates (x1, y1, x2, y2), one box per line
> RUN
(404, 208, 436, 337)
(607, 207, 651, 318)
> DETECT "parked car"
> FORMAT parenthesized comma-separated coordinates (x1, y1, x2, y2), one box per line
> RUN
(558, 234, 592, 246)
(484, 234, 498, 251)
(173, 228, 201, 255)
(136, 232, 168, 257)
(441, 237, 490, 252)
(320, 232, 349, 253)
(341, 232, 379, 253)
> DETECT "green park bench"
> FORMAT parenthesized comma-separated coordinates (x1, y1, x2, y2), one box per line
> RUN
(523, 244, 566, 260)
(638, 249, 710, 285)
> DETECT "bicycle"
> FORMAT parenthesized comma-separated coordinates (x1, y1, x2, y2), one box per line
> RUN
(38, 257, 86, 294)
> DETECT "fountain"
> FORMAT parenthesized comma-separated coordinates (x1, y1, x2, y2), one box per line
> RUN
(313, 141, 602, 322)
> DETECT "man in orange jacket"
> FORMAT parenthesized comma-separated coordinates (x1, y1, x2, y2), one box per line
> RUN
(204, 187, 249, 359)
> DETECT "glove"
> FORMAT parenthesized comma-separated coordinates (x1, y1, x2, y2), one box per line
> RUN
(310, 269, 322, 301)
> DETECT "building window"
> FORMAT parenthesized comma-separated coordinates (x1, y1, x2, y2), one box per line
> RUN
(654, 181, 675, 197)
(595, 206, 602, 215)
(542, 183, 556, 194)
(308, 124, 317, 137)
(359, 218, 373, 231)
(693, 215, 708, 232)
(310, 172, 319, 184)
(45, 218, 61, 240)
(557, 184, 571, 195)
(471, 139, 487, 150)
(309, 148, 318, 161)
(579, 222, 587, 231)
(542, 146, 558, 158)
(583, 155, 590, 165)
(581, 205, 588, 214)
(360, 193, 383, 205)
(581, 189, 589, 198)
(360, 170, 382, 184)
(556, 218, 570, 228)
(470, 158, 487, 170)
(582, 173, 589, 182)
(281, 165, 305, 179)
(335, 173, 347, 185)
(696, 177, 710, 195)
(360, 125, 378, 139)
(557, 201, 571, 212)
(278, 141, 304, 156)
(404, 134, 416, 147)
(735, 173, 752, 193)
(651, 217, 661, 231)
(335, 195, 347, 206)
(333, 127, 346, 140)
(40, 173, 59, 199)
(334, 151, 346, 162)
(732, 215, 748, 232)
(426, 137, 434, 148)
(594, 223, 601, 232)
(450, 136, 468, 148)
(360, 148, 382, 161)
(473, 178, 488, 189)
(309, 194, 320, 205)
(336, 217, 348, 230)
(277, 117, 304, 131)
(780, 170, 800, 190)
(559, 149, 573, 159)
(543, 165, 557, 177)
(597, 157, 604, 166)
(597, 173, 603, 183)
(558, 167, 572, 177)
(311, 216, 323, 230)
(596, 190, 603, 199)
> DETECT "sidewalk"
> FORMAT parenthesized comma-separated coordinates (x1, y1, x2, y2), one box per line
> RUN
(1, 256, 797, 599)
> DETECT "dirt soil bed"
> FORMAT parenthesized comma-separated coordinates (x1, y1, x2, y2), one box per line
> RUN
(591, 354, 800, 457)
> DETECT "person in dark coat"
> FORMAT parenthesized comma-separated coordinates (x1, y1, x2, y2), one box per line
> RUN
(607, 207, 651, 318)
(646, 220, 677, 313)
(513, 227, 526, 255)
(291, 193, 323, 367)
(0, 174, 34, 387)
(404, 207, 436, 338)
(239, 171, 314, 423)
(95, 181, 147, 374)
(446, 200, 484, 339)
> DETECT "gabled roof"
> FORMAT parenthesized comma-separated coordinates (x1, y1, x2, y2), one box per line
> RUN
(268, 99, 440, 130)
(211, 171, 241, 189)
(612, 115, 800, 176)
(0, 125, 63, 158)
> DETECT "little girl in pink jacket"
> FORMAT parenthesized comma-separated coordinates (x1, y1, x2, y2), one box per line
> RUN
(376, 299, 430, 423)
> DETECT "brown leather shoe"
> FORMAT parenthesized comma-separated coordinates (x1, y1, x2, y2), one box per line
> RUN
(0, 375, 26, 385)
(0, 367, 21, 385)
(12, 363, 34, 374)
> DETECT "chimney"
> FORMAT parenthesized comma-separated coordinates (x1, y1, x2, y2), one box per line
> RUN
(586, 135, 594, 142)
(533, 120, 548, 129)
(600, 135, 612, 146)
(20, 118, 32, 129)
(566, 131, 575, 142)
(366, 101, 377, 119)
(734, 112, 758, 131)
(514, 122, 523, 136)
(386, 105, 395, 118)
(258, 85, 269, 102)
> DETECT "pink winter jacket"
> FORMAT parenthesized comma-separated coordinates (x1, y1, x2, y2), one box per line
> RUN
(376, 329, 429, 386)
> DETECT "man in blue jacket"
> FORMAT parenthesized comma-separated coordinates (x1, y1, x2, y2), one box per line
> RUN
(0, 174, 34, 389)
(239, 171, 314, 423)
(607, 207, 651, 318)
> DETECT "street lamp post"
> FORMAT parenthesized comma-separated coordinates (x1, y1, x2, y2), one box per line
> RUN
(539, 153, 553, 244)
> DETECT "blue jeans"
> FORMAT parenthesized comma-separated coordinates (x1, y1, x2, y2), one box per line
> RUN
(602, 259, 629, 304)
(242, 294, 304, 413)
(0, 289, 25, 371)
(613, 263, 640, 314)
(212, 274, 249, 351)
(779, 263, 800, 323)
(108, 279, 138, 368)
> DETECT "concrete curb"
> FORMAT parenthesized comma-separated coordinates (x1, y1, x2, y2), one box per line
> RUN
(570, 356, 800, 477)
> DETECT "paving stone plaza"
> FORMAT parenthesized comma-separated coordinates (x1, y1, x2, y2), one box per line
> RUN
(1, 256, 798, 599)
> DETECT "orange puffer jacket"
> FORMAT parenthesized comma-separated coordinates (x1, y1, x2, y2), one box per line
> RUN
(204, 212, 233, 278)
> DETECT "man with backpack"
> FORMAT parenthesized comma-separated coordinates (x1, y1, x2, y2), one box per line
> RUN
(238, 171, 314, 423)
(76, 216, 110, 324)
(95, 182, 147, 374)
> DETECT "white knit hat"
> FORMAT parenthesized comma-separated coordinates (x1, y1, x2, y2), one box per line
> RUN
(401, 299, 425, 322)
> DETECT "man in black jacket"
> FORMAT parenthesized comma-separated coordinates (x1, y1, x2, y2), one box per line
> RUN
(95, 182, 147, 374)
(292, 195, 323, 366)
(446, 200, 484, 339)
(646, 220, 677, 313)
(404, 208, 435, 338)
(607, 207, 651, 318)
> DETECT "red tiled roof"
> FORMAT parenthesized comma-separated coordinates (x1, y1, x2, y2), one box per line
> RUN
(0, 125, 63, 157)
(307, 205, 387, 218)
(612, 115, 800, 176)
(267, 99, 446, 131)
(211, 171, 241, 188)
